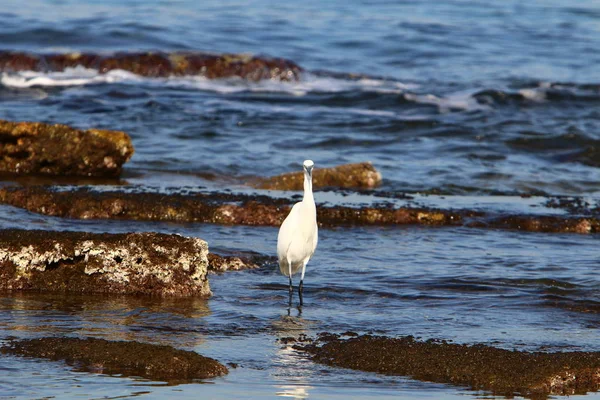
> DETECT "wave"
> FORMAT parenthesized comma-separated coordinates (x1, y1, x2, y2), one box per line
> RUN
(0, 66, 414, 94)
(3, 68, 600, 116)
(0, 67, 483, 115)
(0, 67, 143, 88)
(474, 81, 600, 105)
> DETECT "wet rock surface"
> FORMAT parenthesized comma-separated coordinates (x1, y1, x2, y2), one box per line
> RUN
(252, 162, 382, 190)
(1, 337, 228, 382)
(1, 186, 600, 234)
(0, 229, 211, 297)
(474, 214, 597, 234)
(0, 185, 465, 228)
(0, 119, 133, 177)
(0, 51, 302, 81)
(544, 196, 600, 215)
(208, 252, 265, 273)
(298, 334, 600, 398)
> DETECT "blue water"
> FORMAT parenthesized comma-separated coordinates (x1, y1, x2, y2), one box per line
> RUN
(1, 0, 600, 398)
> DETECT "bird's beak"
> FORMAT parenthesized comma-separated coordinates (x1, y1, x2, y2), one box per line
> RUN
(305, 165, 313, 175)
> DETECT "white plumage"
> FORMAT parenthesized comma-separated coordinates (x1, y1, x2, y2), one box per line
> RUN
(277, 160, 318, 306)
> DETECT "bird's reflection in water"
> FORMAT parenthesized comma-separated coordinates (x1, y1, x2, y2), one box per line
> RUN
(271, 310, 315, 399)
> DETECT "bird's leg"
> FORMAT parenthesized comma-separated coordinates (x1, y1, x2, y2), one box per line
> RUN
(288, 261, 293, 307)
(298, 260, 308, 306)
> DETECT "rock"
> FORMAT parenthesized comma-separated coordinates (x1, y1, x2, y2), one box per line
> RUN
(251, 162, 382, 190)
(0, 50, 302, 81)
(0, 229, 211, 297)
(1, 337, 228, 382)
(0, 119, 134, 177)
(0, 186, 462, 228)
(1, 186, 599, 234)
(479, 215, 597, 234)
(298, 334, 600, 397)
(207, 253, 263, 273)
(0, 51, 41, 71)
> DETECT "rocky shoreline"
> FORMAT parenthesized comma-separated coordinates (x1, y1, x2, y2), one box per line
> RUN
(0, 229, 211, 297)
(2, 337, 228, 382)
(0, 112, 597, 397)
(0, 119, 134, 177)
(0, 185, 598, 234)
(0, 50, 302, 81)
(295, 333, 600, 398)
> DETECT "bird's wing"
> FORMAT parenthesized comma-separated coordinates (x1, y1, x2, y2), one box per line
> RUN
(277, 202, 302, 261)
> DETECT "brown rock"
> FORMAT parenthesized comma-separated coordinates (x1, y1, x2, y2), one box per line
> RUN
(98, 52, 174, 77)
(0, 119, 134, 177)
(0, 186, 463, 228)
(252, 162, 382, 190)
(208, 253, 262, 273)
(299, 334, 600, 398)
(1, 186, 598, 234)
(44, 52, 101, 71)
(0, 51, 42, 72)
(0, 51, 302, 81)
(487, 215, 599, 234)
(2, 337, 227, 382)
(170, 52, 302, 81)
(0, 229, 211, 297)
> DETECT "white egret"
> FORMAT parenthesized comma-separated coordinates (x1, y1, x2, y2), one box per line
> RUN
(277, 160, 318, 306)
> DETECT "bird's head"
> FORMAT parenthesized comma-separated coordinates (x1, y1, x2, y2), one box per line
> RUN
(303, 160, 314, 175)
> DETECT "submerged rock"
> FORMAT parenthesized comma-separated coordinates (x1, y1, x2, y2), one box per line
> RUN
(207, 253, 263, 273)
(1, 337, 228, 382)
(298, 334, 600, 398)
(477, 215, 596, 234)
(0, 230, 211, 297)
(0, 186, 598, 234)
(0, 50, 302, 81)
(0, 119, 134, 177)
(0, 186, 463, 228)
(252, 162, 382, 190)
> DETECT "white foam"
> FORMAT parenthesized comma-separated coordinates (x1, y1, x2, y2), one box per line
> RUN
(405, 90, 488, 112)
(518, 88, 547, 102)
(0, 67, 416, 96)
(163, 74, 416, 96)
(0, 67, 488, 112)
(0, 67, 141, 88)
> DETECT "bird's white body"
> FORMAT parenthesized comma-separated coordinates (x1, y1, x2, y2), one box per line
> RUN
(277, 161, 318, 283)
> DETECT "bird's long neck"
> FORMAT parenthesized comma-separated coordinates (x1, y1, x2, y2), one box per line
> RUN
(303, 170, 314, 204)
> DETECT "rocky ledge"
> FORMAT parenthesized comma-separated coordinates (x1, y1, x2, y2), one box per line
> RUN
(0, 185, 463, 227)
(2, 337, 228, 382)
(0, 50, 302, 81)
(297, 333, 600, 398)
(0, 186, 598, 234)
(251, 162, 382, 190)
(0, 229, 211, 297)
(0, 119, 134, 177)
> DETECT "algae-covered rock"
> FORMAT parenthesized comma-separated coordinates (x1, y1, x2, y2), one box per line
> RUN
(207, 252, 266, 273)
(1, 186, 598, 234)
(0, 119, 134, 177)
(2, 337, 228, 382)
(252, 162, 382, 190)
(0, 50, 302, 81)
(299, 334, 600, 398)
(0, 230, 211, 297)
(0, 186, 462, 228)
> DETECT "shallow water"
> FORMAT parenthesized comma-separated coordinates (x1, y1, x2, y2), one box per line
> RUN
(1, 0, 600, 398)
